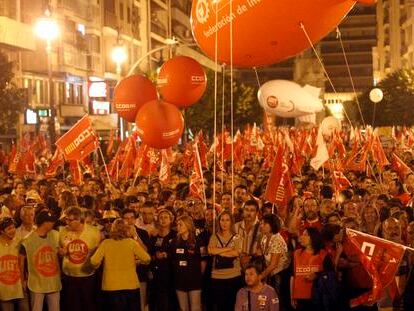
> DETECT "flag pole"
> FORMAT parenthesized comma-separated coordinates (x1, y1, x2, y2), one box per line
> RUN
(98, 146, 111, 184)
(195, 142, 208, 210)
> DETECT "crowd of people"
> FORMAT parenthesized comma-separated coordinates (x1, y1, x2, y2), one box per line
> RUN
(1, 129, 414, 311)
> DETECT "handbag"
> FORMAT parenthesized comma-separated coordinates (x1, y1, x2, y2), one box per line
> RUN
(214, 234, 236, 270)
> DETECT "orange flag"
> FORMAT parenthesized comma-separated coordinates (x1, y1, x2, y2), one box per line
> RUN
(56, 115, 98, 161)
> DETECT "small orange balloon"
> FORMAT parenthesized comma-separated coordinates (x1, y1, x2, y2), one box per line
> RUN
(113, 75, 158, 122)
(191, 0, 375, 68)
(135, 100, 184, 149)
(157, 56, 207, 107)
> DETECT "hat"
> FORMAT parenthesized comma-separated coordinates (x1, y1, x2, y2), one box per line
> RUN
(26, 190, 42, 203)
(102, 210, 119, 220)
(0, 217, 15, 231)
(35, 211, 57, 226)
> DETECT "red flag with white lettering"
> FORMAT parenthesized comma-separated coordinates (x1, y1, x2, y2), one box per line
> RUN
(159, 149, 171, 183)
(391, 153, 412, 180)
(56, 115, 98, 161)
(190, 143, 205, 201)
(344, 229, 406, 307)
(264, 146, 294, 208)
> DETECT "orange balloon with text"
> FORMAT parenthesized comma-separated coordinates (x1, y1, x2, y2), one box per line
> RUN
(135, 100, 185, 149)
(157, 56, 207, 107)
(191, 0, 376, 68)
(113, 75, 158, 122)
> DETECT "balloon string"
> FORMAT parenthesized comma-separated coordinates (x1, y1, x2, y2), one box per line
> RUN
(299, 22, 354, 128)
(213, 1, 219, 234)
(336, 27, 366, 127)
(253, 67, 261, 88)
(230, 0, 235, 208)
(221, 65, 226, 191)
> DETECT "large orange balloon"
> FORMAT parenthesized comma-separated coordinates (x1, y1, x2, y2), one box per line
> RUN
(157, 56, 207, 107)
(191, 0, 376, 68)
(135, 100, 184, 149)
(113, 75, 158, 122)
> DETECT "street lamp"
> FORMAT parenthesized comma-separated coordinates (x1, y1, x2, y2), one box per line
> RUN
(35, 8, 59, 145)
(111, 43, 128, 139)
(111, 44, 128, 76)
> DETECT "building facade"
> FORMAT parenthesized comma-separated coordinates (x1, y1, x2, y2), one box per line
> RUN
(0, 0, 212, 138)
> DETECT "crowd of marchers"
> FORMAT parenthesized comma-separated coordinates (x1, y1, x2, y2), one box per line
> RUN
(1, 130, 414, 311)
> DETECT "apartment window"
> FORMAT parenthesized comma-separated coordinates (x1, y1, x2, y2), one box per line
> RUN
(127, 7, 131, 23)
(57, 82, 65, 105)
(75, 85, 84, 105)
(120, 3, 124, 20)
(104, 0, 115, 12)
(66, 83, 74, 104)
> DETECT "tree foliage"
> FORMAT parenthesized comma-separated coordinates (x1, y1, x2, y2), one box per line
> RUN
(348, 69, 414, 126)
(185, 69, 260, 137)
(0, 52, 26, 135)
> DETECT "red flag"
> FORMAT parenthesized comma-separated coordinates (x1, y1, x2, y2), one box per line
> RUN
(196, 131, 208, 168)
(159, 149, 171, 183)
(344, 229, 406, 307)
(119, 137, 137, 179)
(45, 149, 65, 178)
(134, 143, 150, 176)
(332, 170, 352, 193)
(346, 141, 369, 172)
(190, 143, 205, 201)
(17, 150, 36, 176)
(391, 153, 412, 180)
(69, 160, 83, 185)
(8, 144, 18, 173)
(371, 134, 389, 171)
(106, 130, 115, 156)
(264, 146, 294, 208)
(56, 115, 98, 161)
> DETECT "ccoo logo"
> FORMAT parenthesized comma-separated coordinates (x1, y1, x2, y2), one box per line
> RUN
(196, 0, 210, 24)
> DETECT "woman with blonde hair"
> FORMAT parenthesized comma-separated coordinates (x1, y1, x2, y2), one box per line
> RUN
(208, 210, 242, 311)
(360, 204, 381, 236)
(90, 219, 150, 311)
(58, 190, 78, 211)
(170, 215, 203, 311)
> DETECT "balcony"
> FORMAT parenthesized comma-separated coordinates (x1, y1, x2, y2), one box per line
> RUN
(151, 21, 167, 37)
(57, 0, 89, 20)
(0, 16, 36, 51)
(104, 10, 118, 29)
(59, 43, 88, 72)
(171, 6, 191, 29)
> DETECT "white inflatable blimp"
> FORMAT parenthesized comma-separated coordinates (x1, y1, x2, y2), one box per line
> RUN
(258, 80, 324, 124)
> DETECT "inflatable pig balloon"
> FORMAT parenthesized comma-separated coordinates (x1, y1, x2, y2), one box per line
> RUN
(258, 80, 324, 124)
(191, 0, 377, 68)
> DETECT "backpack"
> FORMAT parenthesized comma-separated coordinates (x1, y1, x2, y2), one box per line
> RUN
(312, 257, 342, 311)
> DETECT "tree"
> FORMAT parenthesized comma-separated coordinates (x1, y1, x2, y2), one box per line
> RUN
(185, 69, 260, 137)
(0, 51, 26, 135)
(348, 69, 414, 126)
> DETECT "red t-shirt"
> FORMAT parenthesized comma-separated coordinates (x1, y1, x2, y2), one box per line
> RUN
(292, 249, 327, 299)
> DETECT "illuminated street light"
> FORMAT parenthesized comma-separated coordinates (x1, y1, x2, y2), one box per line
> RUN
(35, 9, 59, 51)
(111, 44, 128, 75)
(35, 8, 60, 146)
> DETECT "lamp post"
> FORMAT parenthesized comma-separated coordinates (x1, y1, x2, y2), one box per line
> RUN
(111, 42, 128, 139)
(35, 8, 59, 145)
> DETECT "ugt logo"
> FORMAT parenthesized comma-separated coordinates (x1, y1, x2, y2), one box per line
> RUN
(196, 0, 210, 24)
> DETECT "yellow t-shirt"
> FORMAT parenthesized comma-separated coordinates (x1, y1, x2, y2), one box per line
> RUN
(0, 238, 24, 301)
(59, 225, 101, 277)
(90, 238, 150, 291)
